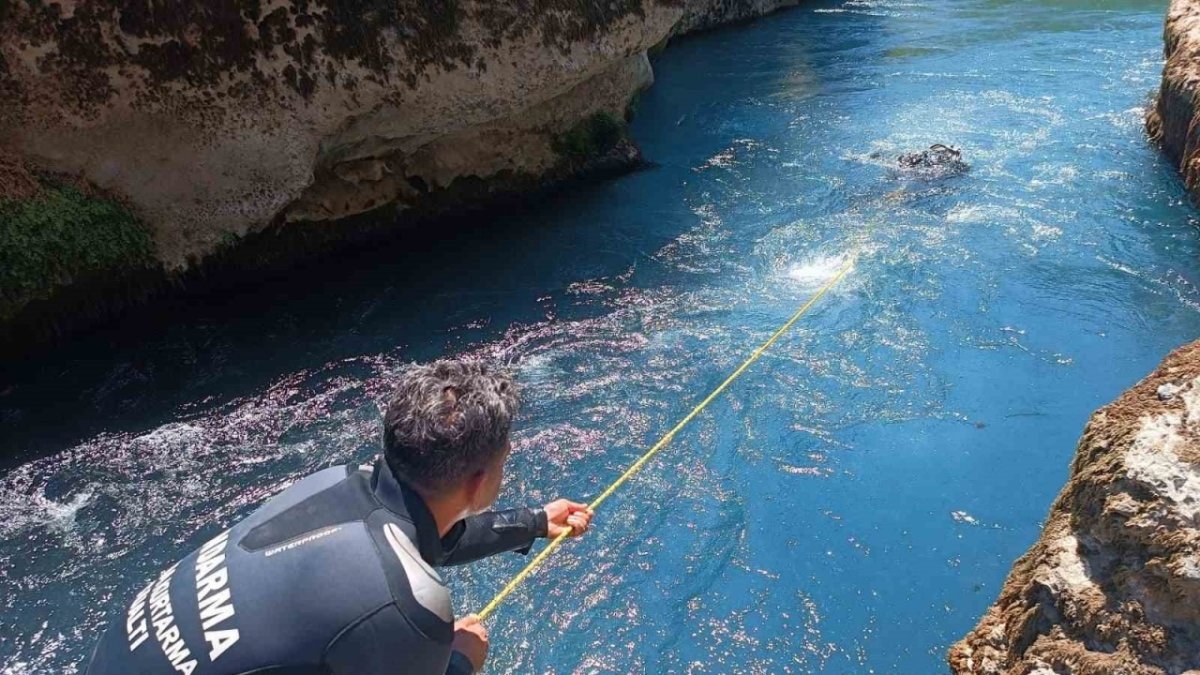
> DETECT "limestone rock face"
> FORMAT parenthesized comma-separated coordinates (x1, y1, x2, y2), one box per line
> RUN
(0, 1, 684, 269)
(949, 341, 1200, 675)
(0, 0, 803, 273)
(674, 0, 802, 34)
(0, 0, 806, 352)
(1148, 0, 1200, 202)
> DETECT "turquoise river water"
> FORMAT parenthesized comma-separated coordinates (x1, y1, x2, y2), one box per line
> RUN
(3, 0, 1200, 672)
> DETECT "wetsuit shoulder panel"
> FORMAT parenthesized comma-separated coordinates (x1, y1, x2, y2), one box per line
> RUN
(239, 469, 376, 552)
(238, 465, 355, 527)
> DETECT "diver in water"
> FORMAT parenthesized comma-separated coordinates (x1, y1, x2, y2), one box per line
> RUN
(85, 359, 593, 675)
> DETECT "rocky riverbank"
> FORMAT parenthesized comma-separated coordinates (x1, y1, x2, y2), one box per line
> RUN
(1148, 0, 1200, 201)
(949, 341, 1200, 674)
(0, 0, 800, 356)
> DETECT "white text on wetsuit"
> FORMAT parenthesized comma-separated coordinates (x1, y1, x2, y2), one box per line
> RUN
(195, 529, 240, 661)
(148, 563, 198, 675)
(125, 580, 153, 651)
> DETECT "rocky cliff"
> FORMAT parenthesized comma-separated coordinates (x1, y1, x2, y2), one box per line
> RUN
(949, 341, 1200, 675)
(0, 0, 800, 354)
(673, 0, 801, 34)
(1148, 0, 1200, 201)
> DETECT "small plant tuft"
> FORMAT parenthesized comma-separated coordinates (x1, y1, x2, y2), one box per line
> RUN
(0, 182, 154, 321)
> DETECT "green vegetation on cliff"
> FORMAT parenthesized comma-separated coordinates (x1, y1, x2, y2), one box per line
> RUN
(553, 111, 627, 161)
(0, 182, 154, 322)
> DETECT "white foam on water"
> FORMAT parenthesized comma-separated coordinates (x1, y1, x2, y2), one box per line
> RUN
(786, 254, 854, 291)
(1031, 224, 1062, 241)
(0, 486, 94, 539)
(131, 421, 205, 448)
(950, 510, 979, 526)
(1029, 164, 1079, 188)
(946, 203, 1022, 224)
(39, 490, 93, 531)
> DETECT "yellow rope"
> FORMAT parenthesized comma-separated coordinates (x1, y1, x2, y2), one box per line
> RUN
(476, 253, 858, 621)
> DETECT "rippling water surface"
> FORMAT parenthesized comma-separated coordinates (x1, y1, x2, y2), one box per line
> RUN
(3, 0, 1198, 672)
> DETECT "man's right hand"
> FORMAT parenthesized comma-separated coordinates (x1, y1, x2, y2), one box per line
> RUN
(452, 614, 489, 672)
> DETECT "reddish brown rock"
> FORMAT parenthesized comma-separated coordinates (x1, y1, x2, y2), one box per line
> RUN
(1148, 0, 1200, 202)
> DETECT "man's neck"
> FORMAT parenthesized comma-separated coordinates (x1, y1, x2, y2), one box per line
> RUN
(420, 490, 469, 538)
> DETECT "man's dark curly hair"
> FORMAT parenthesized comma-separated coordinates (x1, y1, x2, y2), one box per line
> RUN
(382, 359, 519, 493)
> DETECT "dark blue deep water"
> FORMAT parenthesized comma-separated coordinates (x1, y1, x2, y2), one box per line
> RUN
(3, 0, 1199, 672)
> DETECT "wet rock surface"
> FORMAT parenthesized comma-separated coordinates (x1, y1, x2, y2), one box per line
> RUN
(949, 341, 1200, 675)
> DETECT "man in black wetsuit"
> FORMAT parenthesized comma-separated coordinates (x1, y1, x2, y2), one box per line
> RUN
(86, 359, 593, 675)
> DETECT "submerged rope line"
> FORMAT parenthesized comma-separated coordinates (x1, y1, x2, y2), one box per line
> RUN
(476, 253, 859, 621)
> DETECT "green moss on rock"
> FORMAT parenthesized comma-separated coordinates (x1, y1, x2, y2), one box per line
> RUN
(553, 111, 627, 162)
(0, 182, 154, 322)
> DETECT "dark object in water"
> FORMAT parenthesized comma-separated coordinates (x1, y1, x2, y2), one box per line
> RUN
(896, 144, 969, 176)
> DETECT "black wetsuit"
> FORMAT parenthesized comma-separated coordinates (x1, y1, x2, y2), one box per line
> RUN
(85, 458, 547, 675)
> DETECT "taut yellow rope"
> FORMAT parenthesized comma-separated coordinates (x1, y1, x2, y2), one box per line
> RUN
(477, 254, 857, 621)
